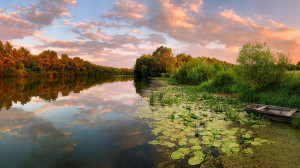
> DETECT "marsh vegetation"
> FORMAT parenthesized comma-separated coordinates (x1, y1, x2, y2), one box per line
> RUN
(133, 42, 300, 167)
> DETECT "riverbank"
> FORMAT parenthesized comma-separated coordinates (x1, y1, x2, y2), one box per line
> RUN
(133, 78, 300, 167)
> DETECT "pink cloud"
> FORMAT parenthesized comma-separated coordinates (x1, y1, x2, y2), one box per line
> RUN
(220, 9, 255, 26)
(103, 0, 300, 63)
(17, 0, 76, 25)
(104, 0, 148, 21)
(0, 13, 36, 40)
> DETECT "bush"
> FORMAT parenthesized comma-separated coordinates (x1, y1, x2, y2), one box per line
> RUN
(291, 115, 300, 128)
(161, 73, 171, 78)
(212, 70, 235, 87)
(289, 76, 300, 94)
(186, 62, 215, 84)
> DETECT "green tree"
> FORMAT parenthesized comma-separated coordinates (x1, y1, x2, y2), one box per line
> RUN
(134, 54, 153, 77)
(236, 42, 290, 91)
(152, 46, 175, 76)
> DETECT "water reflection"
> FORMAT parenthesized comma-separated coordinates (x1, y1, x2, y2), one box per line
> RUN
(0, 76, 134, 110)
(0, 76, 154, 168)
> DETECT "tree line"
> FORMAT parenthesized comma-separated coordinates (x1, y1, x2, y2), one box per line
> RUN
(134, 46, 233, 78)
(0, 41, 133, 77)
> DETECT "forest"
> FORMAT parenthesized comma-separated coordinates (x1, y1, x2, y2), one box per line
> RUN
(0, 41, 133, 77)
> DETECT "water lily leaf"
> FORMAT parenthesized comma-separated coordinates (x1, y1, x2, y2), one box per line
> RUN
(151, 127, 162, 135)
(178, 148, 190, 154)
(232, 147, 240, 153)
(251, 141, 262, 146)
(251, 138, 270, 146)
(193, 150, 205, 157)
(160, 141, 175, 147)
(171, 148, 190, 159)
(244, 140, 253, 144)
(221, 146, 231, 155)
(171, 151, 185, 159)
(191, 146, 202, 150)
(188, 156, 204, 165)
(148, 140, 160, 145)
(244, 148, 253, 154)
(211, 141, 222, 147)
(189, 138, 199, 145)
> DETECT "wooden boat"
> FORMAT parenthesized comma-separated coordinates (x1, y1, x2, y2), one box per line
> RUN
(245, 104, 300, 122)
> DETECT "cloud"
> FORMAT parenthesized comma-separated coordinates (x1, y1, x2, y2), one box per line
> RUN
(89, 20, 127, 29)
(16, 0, 76, 25)
(147, 34, 166, 44)
(0, 13, 36, 40)
(103, 0, 148, 21)
(220, 9, 254, 26)
(0, 0, 76, 41)
(3, 0, 299, 66)
(103, 0, 300, 63)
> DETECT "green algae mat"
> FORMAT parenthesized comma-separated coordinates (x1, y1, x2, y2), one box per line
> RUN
(133, 80, 300, 167)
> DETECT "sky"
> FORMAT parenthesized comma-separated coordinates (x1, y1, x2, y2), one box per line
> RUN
(0, 0, 300, 68)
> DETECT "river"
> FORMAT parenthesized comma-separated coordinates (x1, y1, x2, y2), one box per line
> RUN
(0, 76, 299, 168)
(0, 76, 158, 168)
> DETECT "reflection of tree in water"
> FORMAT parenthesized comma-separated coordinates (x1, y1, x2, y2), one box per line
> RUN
(133, 77, 150, 95)
(0, 76, 133, 110)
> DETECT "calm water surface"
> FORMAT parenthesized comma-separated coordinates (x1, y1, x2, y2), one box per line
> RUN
(0, 76, 155, 168)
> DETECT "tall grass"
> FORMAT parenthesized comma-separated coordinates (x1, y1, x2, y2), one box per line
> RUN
(150, 91, 155, 105)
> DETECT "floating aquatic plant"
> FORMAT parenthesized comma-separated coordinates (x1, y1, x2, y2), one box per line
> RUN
(135, 81, 272, 166)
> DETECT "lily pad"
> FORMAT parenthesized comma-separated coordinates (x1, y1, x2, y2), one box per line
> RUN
(244, 147, 253, 154)
(193, 150, 205, 157)
(188, 156, 204, 165)
(148, 140, 160, 145)
(211, 141, 222, 147)
(189, 138, 199, 145)
(178, 137, 188, 146)
(171, 151, 185, 159)
(191, 146, 202, 150)
(171, 148, 190, 159)
(160, 141, 175, 147)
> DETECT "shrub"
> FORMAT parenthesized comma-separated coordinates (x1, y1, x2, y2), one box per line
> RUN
(186, 62, 215, 84)
(161, 73, 171, 78)
(289, 76, 300, 94)
(291, 115, 300, 128)
(174, 58, 205, 82)
(212, 70, 235, 87)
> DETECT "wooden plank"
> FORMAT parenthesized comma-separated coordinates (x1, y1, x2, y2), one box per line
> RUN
(285, 109, 298, 117)
(256, 105, 268, 111)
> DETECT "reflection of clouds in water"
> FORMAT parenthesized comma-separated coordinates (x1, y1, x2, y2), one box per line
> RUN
(0, 108, 36, 134)
(0, 107, 77, 167)
(0, 108, 75, 151)
(102, 124, 148, 150)
(0, 76, 149, 167)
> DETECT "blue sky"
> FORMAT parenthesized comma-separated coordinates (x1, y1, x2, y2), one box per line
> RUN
(1, 0, 299, 68)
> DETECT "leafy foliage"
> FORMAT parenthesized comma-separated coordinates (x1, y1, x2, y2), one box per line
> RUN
(236, 42, 290, 91)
